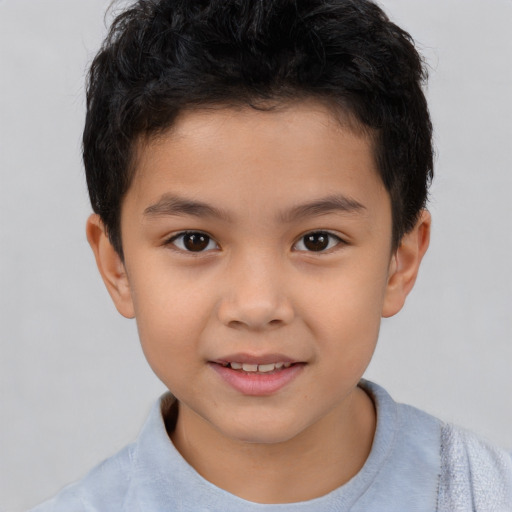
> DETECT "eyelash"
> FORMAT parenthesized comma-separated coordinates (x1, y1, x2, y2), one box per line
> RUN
(165, 230, 344, 254)
(293, 231, 344, 253)
(166, 231, 220, 253)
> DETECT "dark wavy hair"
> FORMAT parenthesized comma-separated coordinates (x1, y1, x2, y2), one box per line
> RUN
(84, 0, 433, 257)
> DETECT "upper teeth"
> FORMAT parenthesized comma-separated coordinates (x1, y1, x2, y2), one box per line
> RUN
(228, 362, 292, 372)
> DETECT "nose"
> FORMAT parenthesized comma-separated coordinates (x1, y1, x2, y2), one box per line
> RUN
(217, 251, 295, 330)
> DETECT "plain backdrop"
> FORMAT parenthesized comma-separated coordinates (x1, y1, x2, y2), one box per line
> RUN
(1, 0, 511, 510)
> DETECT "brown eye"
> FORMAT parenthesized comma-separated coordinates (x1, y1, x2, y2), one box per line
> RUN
(303, 232, 329, 251)
(294, 231, 341, 252)
(169, 232, 218, 252)
(183, 233, 210, 251)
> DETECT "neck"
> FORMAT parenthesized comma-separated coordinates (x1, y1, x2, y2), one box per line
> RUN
(169, 387, 376, 504)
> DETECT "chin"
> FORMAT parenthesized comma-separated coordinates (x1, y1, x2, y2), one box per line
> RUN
(217, 415, 311, 446)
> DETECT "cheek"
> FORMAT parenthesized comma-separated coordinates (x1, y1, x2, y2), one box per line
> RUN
(128, 270, 215, 375)
(298, 262, 388, 356)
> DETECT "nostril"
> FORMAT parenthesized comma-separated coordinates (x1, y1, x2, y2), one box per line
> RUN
(218, 296, 295, 329)
(227, 320, 244, 329)
(227, 318, 283, 330)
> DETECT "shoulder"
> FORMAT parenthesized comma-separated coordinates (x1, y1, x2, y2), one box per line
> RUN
(438, 423, 512, 512)
(28, 443, 135, 512)
(28, 393, 179, 512)
(361, 380, 512, 511)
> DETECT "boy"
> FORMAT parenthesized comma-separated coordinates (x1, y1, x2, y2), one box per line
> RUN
(30, 0, 512, 510)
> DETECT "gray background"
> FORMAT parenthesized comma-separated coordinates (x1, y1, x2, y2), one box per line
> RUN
(1, 0, 511, 510)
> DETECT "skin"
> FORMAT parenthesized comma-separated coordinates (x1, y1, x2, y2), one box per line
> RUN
(87, 101, 430, 504)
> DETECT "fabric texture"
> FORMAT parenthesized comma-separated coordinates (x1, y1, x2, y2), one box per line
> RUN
(437, 423, 512, 511)
(30, 381, 512, 511)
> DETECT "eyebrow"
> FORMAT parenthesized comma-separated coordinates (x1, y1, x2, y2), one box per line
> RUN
(278, 194, 366, 223)
(143, 193, 366, 223)
(143, 194, 232, 221)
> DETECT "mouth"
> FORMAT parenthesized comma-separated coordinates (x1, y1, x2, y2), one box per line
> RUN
(217, 361, 294, 373)
(209, 355, 305, 395)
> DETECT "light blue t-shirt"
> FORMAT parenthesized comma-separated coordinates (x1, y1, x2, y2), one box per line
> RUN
(30, 381, 512, 511)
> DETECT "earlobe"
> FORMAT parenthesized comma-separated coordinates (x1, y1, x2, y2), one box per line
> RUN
(86, 214, 135, 319)
(382, 210, 431, 318)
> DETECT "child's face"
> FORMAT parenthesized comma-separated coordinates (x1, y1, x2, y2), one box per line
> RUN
(90, 101, 428, 445)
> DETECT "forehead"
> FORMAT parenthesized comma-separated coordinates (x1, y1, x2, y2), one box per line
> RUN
(126, 101, 388, 222)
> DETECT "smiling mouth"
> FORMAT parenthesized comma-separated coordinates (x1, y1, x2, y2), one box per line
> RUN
(210, 358, 304, 395)
(218, 361, 294, 373)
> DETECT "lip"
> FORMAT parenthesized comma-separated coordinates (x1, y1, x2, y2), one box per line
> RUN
(212, 352, 297, 366)
(209, 354, 305, 396)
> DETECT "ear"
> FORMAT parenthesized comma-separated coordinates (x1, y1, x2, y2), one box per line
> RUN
(86, 214, 135, 319)
(382, 210, 431, 318)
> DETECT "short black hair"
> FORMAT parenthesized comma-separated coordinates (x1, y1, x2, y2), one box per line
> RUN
(84, 0, 433, 257)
